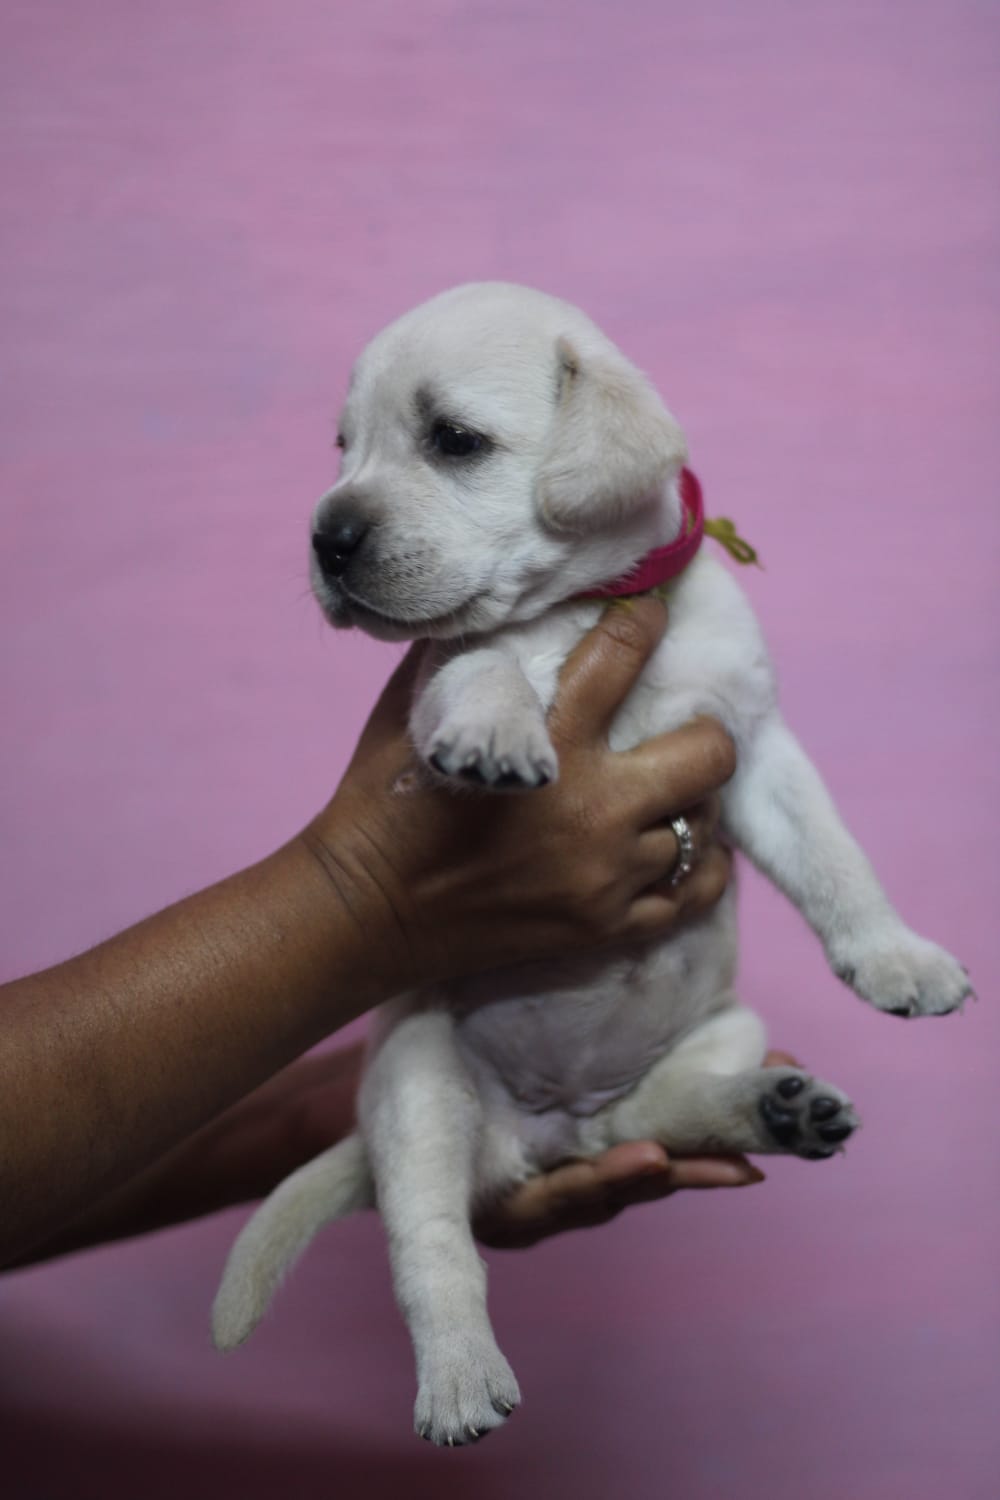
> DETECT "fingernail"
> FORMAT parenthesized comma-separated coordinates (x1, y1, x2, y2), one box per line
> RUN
(637, 1162, 673, 1180)
(634, 1149, 672, 1178)
(723, 1164, 766, 1187)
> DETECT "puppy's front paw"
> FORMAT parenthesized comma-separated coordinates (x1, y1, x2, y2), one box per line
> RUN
(832, 929, 972, 1019)
(414, 1337, 521, 1447)
(758, 1070, 859, 1159)
(422, 710, 558, 790)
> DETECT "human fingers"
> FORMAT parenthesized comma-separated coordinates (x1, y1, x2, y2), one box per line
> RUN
(477, 1140, 763, 1250)
(476, 1145, 670, 1247)
(764, 1049, 804, 1069)
(598, 1151, 763, 1208)
(625, 843, 733, 940)
(672, 842, 734, 916)
(549, 597, 668, 744)
(659, 1156, 764, 1191)
(634, 797, 722, 886)
(624, 717, 737, 825)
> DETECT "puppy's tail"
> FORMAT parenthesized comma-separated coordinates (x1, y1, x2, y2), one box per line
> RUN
(211, 1132, 374, 1352)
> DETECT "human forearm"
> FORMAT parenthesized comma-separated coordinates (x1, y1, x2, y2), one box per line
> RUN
(0, 838, 385, 1266)
(14, 1042, 775, 1268)
(8, 1045, 362, 1267)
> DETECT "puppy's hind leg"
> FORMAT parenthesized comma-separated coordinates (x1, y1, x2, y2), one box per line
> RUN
(362, 1011, 521, 1447)
(582, 1006, 860, 1161)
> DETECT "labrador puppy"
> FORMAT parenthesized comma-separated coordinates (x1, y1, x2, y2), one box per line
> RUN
(212, 283, 968, 1445)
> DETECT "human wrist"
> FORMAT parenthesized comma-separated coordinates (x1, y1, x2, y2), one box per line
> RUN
(293, 798, 424, 1009)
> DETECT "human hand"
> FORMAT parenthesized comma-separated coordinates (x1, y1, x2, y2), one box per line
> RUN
(303, 597, 737, 994)
(474, 1145, 763, 1248)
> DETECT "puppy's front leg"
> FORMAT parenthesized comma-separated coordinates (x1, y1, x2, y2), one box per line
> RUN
(411, 646, 557, 789)
(724, 714, 970, 1018)
(361, 1010, 520, 1446)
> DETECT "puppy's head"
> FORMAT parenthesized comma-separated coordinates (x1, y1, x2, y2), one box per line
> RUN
(311, 283, 687, 641)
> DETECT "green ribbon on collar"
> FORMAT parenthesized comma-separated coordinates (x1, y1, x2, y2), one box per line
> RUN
(704, 517, 761, 568)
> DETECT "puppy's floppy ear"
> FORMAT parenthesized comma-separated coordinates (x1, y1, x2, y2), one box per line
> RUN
(537, 338, 687, 533)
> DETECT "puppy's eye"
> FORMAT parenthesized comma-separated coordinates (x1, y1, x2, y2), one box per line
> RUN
(430, 420, 485, 458)
(335, 434, 346, 450)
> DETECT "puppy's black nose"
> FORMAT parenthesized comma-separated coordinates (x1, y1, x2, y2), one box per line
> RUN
(312, 517, 369, 578)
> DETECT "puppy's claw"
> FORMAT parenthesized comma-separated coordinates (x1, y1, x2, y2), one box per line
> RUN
(422, 713, 558, 794)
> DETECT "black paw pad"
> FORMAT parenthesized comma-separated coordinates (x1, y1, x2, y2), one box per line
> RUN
(759, 1078, 857, 1157)
(759, 1093, 801, 1147)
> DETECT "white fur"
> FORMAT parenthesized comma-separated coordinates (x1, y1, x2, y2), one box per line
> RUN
(213, 283, 969, 1445)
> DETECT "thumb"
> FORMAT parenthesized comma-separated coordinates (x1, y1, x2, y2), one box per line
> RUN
(550, 597, 668, 743)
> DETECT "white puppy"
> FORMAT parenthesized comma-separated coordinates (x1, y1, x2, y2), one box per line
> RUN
(212, 283, 968, 1445)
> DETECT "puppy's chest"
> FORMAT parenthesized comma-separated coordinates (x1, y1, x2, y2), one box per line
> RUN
(432, 558, 766, 1117)
(500, 557, 775, 746)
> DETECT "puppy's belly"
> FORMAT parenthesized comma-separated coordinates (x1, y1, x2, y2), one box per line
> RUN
(452, 900, 737, 1142)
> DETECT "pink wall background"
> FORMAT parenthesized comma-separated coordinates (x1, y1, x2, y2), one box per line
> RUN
(2, 3, 997, 1497)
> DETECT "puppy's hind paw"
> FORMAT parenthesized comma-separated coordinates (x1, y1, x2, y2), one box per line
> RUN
(414, 1339, 521, 1447)
(757, 1070, 860, 1159)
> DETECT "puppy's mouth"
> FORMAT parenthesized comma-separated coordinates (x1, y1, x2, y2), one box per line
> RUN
(321, 583, 483, 640)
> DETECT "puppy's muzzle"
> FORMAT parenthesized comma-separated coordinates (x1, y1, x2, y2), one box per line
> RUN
(312, 513, 370, 581)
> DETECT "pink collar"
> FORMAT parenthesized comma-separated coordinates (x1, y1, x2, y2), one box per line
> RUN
(577, 467, 704, 600)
